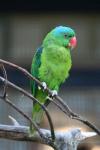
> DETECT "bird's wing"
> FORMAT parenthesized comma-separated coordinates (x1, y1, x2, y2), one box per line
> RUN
(31, 47, 43, 96)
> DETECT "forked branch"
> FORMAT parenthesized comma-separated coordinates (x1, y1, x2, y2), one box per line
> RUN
(0, 124, 97, 150)
(0, 59, 100, 135)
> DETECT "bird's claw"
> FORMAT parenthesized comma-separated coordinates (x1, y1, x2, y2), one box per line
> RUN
(51, 90, 58, 97)
(42, 82, 47, 91)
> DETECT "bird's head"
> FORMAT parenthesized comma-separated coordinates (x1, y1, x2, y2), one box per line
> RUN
(44, 26, 77, 50)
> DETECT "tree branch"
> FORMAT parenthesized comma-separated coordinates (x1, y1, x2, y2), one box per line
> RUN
(0, 64, 7, 98)
(0, 59, 76, 117)
(9, 115, 20, 126)
(0, 59, 99, 149)
(0, 124, 97, 150)
(0, 59, 99, 135)
(0, 76, 56, 148)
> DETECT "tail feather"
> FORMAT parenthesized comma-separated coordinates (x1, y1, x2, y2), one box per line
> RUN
(30, 108, 44, 134)
(33, 109, 44, 125)
(30, 89, 47, 134)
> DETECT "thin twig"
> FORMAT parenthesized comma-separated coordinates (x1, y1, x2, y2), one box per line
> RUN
(0, 59, 77, 117)
(0, 60, 83, 117)
(0, 59, 100, 135)
(0, 59, 55, 141)
(48, 97, 100, 135)
(47, 97, 78, 117)
(0, 96, 42, 137)
(0, 64, 7, 98)
(0, 76, 55, 142)
(0, 95, 57, 149)
(9, 115, 20, 126)
(72, 116, 100, 135)
(53, 96, 78, 117)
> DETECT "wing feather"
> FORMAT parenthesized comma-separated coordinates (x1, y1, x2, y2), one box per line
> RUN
(31, 47, 43, 96)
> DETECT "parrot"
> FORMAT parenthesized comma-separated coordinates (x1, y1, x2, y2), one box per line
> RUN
(30, 26, 77, 133)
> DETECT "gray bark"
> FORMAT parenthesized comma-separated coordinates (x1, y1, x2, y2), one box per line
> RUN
(0, 124, 97, 150)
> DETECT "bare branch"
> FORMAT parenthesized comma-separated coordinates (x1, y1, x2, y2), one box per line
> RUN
(0, 124, 97, 150)
(0, 59, 78, 116)
(0, 96, 43, 138)
(72, 116, 100, 135)
(0, 124, 43, 143)
(46, 97, 100, 136)
(0, 59, 74, 117)
(0, 95, 57, 149)
(9, 116, 20, 126)
(0, 64, 7, 98)
(47, 96, 76, 118)
(0, 76, 55, 142)
(0, 59, 100, 135)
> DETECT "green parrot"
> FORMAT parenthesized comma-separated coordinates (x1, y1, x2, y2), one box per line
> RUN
(30, 26, 77, 132)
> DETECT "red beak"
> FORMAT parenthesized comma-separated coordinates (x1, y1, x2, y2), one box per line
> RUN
(68, 36, 77, 48)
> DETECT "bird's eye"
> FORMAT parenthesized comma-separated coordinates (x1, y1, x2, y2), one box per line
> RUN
(64, 34, 68, 38)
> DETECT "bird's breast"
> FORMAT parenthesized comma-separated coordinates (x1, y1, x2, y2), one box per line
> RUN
(38, 45, 72, 89)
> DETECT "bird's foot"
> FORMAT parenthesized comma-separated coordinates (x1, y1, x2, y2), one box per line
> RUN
(42, 82, 47, 91)
(51, 90, 58, 97)
(46, 96, 52, 101)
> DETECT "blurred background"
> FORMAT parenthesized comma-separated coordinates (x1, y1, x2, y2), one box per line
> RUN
(0, 1, 100, 150)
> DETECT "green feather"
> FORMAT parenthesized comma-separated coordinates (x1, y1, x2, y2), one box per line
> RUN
(39, 44, 71, 90)
(30, 47, 48, 133)
(30, 26, 76, 133)
(31, 47, 43, 95)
